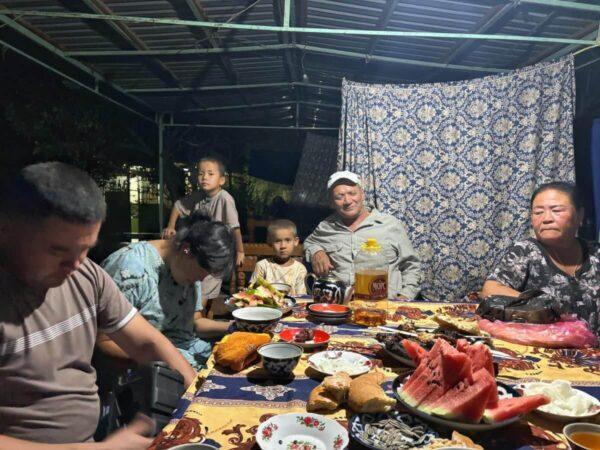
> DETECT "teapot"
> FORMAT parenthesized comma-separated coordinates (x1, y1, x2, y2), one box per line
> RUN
(305, 273, 352, 304)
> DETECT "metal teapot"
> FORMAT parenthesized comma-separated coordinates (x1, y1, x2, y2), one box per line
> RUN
(305, 273, 352, 304)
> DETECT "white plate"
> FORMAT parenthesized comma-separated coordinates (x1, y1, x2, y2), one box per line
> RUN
(226, 296, 296, 314)
(392, 374, 522, 432)
(256, 413, 349, 450)
(516, 382, 600, 422)
(308, 350, 372, 377)
(383, 347, 416, 367)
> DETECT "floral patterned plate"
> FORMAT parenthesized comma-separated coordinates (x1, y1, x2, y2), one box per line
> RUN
(256, 413, 349, 450)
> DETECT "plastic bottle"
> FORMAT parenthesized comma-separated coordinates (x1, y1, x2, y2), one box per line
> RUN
(351, 238, 388, 326)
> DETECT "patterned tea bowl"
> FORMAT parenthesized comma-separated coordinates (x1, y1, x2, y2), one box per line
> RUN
(258, 342, 303, 377)
(256, 413, 349, 450)
(233, 307, 283, 333)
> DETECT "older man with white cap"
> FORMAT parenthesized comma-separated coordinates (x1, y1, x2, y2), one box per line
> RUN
(304, 170, 421, 299)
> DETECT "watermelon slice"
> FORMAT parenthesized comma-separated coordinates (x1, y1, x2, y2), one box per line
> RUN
(401, 339, 428, 365)
(483, 394, 550, 423)
(399, 340, 471, 408)
(457, 341, 498, 406)
(419, 351, 472, 412)
(428, 368, 496, 423)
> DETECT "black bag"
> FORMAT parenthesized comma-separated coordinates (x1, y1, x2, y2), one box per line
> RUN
(476, 289, 562, 324)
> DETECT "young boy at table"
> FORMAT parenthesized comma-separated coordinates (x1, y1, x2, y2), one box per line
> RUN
(162, 157, 244, 300)
(250, 219, 307, 295)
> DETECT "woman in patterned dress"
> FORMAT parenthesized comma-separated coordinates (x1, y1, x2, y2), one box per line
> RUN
(98, 212, 235, 369)
(481, 182, 599, 335)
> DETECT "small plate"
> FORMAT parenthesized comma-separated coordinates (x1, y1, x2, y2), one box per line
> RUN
(225, 295, 296, 314)
(308, 303, 351, 316)
(349, 410, 438, 450)
(280, 327, 330, 349)
(383, 347, 415, 367)
(307, 314, 350, 325)
(392, 373, 522, 432)
(256, 413, 349, 450)
(308, 350, 372, 377)
(515, 382, 600, 422)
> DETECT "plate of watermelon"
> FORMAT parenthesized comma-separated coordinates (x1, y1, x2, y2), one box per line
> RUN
(392, 338, 550, 432)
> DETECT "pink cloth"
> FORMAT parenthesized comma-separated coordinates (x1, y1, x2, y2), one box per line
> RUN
(478, 318, 598, 349)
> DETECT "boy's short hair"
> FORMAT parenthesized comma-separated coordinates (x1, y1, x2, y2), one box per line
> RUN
(267, 219, 298, 242)
(197, 157, 226, 177)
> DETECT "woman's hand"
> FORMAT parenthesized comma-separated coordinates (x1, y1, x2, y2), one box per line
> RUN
(161, 227, 176, 239)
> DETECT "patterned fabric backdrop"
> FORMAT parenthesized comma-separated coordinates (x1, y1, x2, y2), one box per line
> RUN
(338, 56, 576, 301)
(291, 132, 338, 207)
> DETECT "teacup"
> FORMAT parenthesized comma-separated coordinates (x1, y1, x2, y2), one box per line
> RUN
(258, 342, 303, 377)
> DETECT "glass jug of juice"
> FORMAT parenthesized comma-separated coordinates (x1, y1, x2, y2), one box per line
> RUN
(351, 238, 388, 326)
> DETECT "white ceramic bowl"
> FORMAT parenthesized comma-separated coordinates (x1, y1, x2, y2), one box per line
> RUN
(270, 283, 291, 294)
(563, 423, 600, 450)
(256, 413, 349, 450)
(169, 444, 219, 450)
(516, 382, 600, 422)
(232, 307, 283, 333)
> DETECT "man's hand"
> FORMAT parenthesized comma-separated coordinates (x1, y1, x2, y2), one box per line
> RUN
(101, 414, 154, 450)
(312, 250, 333, 276)
(236, 251, 245, 267)
(161, 227, 176, 239)
(182, 369, 198, 389)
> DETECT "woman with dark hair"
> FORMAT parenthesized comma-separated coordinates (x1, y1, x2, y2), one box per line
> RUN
(481, 182, 600, 335)
(99, 212, 235, 369)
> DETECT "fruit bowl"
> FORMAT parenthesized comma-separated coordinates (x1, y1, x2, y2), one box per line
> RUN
(392, 373, 522, 432)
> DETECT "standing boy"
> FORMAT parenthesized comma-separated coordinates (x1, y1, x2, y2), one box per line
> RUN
(162, 157, 244, 300)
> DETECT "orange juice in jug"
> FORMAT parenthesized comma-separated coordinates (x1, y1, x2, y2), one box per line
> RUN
(351, 238, 388, 326)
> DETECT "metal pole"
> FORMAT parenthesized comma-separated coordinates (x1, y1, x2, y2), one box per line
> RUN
(1, 10, 597, 46)
(126, 81, 342, 94)
(519, 0, 600, 13)
(158, 114, 165, 231)
(283, 0, 291, 28)
(165, 124, 338, 130)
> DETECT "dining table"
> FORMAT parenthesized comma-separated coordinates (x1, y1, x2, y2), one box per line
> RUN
(148, 298, 600, 450)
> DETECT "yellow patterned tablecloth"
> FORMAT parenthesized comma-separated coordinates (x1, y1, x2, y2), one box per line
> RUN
(149, 300, 599, 450)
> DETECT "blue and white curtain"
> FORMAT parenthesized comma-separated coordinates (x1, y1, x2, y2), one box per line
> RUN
(339, 56, 576, 301)
(292, 132, 339, 207)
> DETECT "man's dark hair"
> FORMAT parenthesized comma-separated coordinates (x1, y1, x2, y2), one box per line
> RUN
(531, 182, 583, 210)
(197, 157, 226, 177)
(175, 211, 234, 277)
(0, 162, 106, 223)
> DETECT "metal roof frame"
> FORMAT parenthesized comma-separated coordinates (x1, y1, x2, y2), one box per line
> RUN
(2, 0, 599, 227)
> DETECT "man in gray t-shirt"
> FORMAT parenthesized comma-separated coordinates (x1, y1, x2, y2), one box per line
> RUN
(0, 163, 197, 449)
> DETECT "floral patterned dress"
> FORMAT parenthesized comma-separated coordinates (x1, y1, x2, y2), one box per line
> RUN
(102, 242, 210, 369)
(487, 238, 600, 336)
